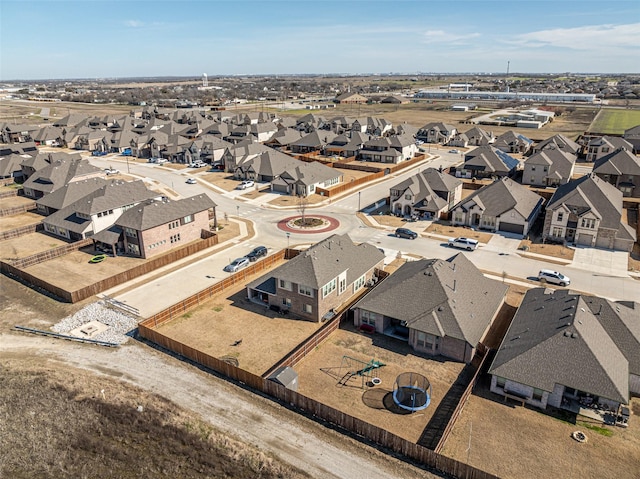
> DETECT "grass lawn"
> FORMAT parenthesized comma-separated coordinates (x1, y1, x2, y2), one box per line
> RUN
(589, 108, 640, 135)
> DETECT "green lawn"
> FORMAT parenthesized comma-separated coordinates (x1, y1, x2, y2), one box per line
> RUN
(589, 108, 640, 134)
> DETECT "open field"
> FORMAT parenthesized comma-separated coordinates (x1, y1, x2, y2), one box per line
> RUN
(441, 381, 640, 479)
(589, 108, 640, 134)
(156, 270, 322, 376)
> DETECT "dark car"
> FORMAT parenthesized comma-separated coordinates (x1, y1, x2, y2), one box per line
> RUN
(246, 245, 268, 262)
(395, 228, 418, 239)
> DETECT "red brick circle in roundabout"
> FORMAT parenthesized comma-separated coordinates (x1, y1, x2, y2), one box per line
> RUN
(277, 215, 340, 234)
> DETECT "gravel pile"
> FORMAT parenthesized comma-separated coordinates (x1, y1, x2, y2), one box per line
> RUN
(52, 301, 139, 344)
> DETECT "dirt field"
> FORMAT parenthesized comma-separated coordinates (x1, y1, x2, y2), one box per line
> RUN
(441, 383, 640, 479)
(0, 194, 36, 209)
(0, 232, 68, 260)
(0, 210, 42, 230)
(294, 325, 466, 443)
(425, 223, 494, 244)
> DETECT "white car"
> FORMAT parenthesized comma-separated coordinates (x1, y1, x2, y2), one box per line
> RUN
(448, 237, 479, 251)
(223, 257, 250, 273)
(155, 158, 168, 164)
(449, 149, 460, 154)
(237, 180, 255, 190)
(186, 178, 197, 184)
(104, 168, 119, 175)
(538, 269, 571, 286)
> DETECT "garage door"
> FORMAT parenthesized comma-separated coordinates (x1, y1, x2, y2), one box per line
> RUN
(499, 222, 524, 235)
(577, 234, 594, 246)
(272, 184, 289, 193)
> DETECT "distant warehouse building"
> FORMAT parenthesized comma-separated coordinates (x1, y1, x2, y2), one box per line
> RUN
(414, 90, 597, 103)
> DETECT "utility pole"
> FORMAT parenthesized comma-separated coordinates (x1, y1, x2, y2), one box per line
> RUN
(506, 61, 510, 93)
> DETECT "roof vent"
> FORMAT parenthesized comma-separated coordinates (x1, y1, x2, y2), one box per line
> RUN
(437, 306, 443, 311)
(571, 332, 577, 338)
(564, 330, 570, 337)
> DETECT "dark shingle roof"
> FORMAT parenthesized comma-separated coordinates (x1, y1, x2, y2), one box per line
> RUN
(116, 194, 216, 231)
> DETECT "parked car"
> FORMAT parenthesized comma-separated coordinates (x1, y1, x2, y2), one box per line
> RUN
(237, 180, 255, 190)
(156, 158, 168, 164)
(104, 168, 119, 175)
(448, 237, 479, 251)
(448, 149, 460, 154)
(395, 228, 418, 239)
(186, 178, 197, 184)
(246, 246, 268, 262)
(148, 157, 158, 163)
(537, 269, 571, 286)
(189, 161, 206, 168)
(223, 257, 250, 273)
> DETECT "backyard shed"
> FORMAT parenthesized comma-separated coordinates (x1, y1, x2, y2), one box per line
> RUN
(267, 366, 299, 391)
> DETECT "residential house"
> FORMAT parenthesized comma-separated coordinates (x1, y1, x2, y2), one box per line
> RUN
(457, 146, 520, 179)
(36, 177, 108, 215)
(0, 123, 38, 143)
(623, 124, 640, 153)
(357, 134, 418, 163)
(289, 130, 337, 155)
(353, 254, 507, 363)
(0, 153, 30, 181)
(522, 146, 576, 187)
(246, 234, 384, 322)
(22, 156, 103, 199)
(449, 127, 495, 148)
(592, 148, 640, 197)
(489, 288, 640, 411)
(264, 128, 305, 150)
(585, 136, 634, 162)
(542, 173, 636, 251)
(451, 177, 545, 237)
(390, 167, 463, 219)
(324, 132, 369, 158)
(533, 134, 581, 156)
(493, 131, 533, 154)
(270, 161, 343, 197)
(42, 180, 161, 241)
(416, 122, 457, 144)
(380, 95, 409, 104)
(110, 194, 216, 259)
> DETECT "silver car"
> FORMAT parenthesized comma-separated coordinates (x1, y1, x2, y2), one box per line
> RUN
(537, 269, 571, 286)
(224, 257, 250, 273)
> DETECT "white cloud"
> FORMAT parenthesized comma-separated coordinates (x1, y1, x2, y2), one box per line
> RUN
(422, 30, 481, 45)
(125, 20, 144, 28)
(508, 23, 640, 51)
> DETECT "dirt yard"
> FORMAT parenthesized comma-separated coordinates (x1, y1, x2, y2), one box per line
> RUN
(425, 223, 494, 244)
(0, 194, 36, 209)
(518, 239, 575, 262)
(0, 211, 42, 230)
(441, 384, 640, 479)
(294, 325, 466, 443)
(201, 172, 243, 192)
(156, 269, 322, 376)
(0, 232, 68, 260)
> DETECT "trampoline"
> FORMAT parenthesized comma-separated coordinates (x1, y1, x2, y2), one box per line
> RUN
(392, 372, 431, 412)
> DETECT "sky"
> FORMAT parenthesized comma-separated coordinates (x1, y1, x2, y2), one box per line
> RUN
(1, 0, 639, 80)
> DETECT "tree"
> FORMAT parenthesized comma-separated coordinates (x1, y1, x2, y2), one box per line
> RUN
(297, 195, 309, 226)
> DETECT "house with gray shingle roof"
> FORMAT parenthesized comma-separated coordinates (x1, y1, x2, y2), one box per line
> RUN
(489, 288, 640, 411)
(533, 134, 581, 156)
(493, 130, 533, 154)
(451, 177, 544, 237)
(289, 130, 337, 154)
(353, 253, 507, 363)
(522, 145, 576, 187)
(593, 147, 640, 198)
(42, 180, 161, 241)
(271, 161, 343, 197)
(585, 136, 633, 162)
(357, 134, 418, 163)
(459, 146, 520, 179)
(111, 193, 216, 258)
(390, 167, 463, 219)
(542, 173, 636, 251)
(22, 155, 103, 199)
(246, 234, 384, 322)
(449, 126, 496, 148)
(36, 177, 108, 215)
(416, 122, 457, 144)
(623, 124, 640, 153)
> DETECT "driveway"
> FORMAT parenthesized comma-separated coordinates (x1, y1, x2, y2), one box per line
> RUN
(570, 246, 630, 276)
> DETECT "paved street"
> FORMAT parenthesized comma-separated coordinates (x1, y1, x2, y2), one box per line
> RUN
(88, 154, 640, 314)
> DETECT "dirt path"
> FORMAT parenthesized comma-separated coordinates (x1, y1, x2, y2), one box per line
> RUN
(0, 333, 442, 479)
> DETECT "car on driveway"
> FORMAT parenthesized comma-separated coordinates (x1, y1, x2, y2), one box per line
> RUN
(448, 237, 479, 251)
(537, 269, 571, 286)
(395, 228, 418, 239)
(237, 180, 255, 190)
(223, 257, 250, 273)
(186, 178, 197, 184)
(246, 245, 268, 262)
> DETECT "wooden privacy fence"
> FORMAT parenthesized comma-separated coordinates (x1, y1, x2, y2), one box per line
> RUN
(434, 345, 491, 454)
(1, 261, 76, 302)
(137, 319, 499, 479)
(6, 238, 93, 269)
(0, 189, 19, 198)
(0, 222, 43, 241)
(316, 171, 385, 198)
(0, 202, 37, 217)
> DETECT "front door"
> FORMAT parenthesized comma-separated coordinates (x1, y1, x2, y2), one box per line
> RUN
(566, 228, 575, 242)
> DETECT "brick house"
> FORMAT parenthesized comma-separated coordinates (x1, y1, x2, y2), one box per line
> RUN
(114, 194, 216, 259)
(246, 234, 385, 322)
(592, 147, 640, 198)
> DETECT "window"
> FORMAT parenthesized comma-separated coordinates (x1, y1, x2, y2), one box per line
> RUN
(338, 277, 346, 294)
(496, 377, 506, 389)
(303, 304, 312, 314)
(44, 223, 56, 233)
(127, 243, 140, 255)
(454, 212, 464, 223)
(353, 275, 366, 292)
(279, 279, 292, 291)
(183, 214, 193, 224)
(298, 284, 313, 297)
(556, 212, 563, 222)
(581, 218, 595, 229)
(531, 166, 536, 171)
(322, 278, 337, 297)
(170, 233, 181, 244)
(405, 194, 412, 200)
(543, 166, 548, 172)
(282, 298, 291, 307)
(361, 310, 375, 326)
(124, 227, 137, 238)
(552, 227, 563, 237)
(532, 388, 544, 401)
(169, 220, 180, 230)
